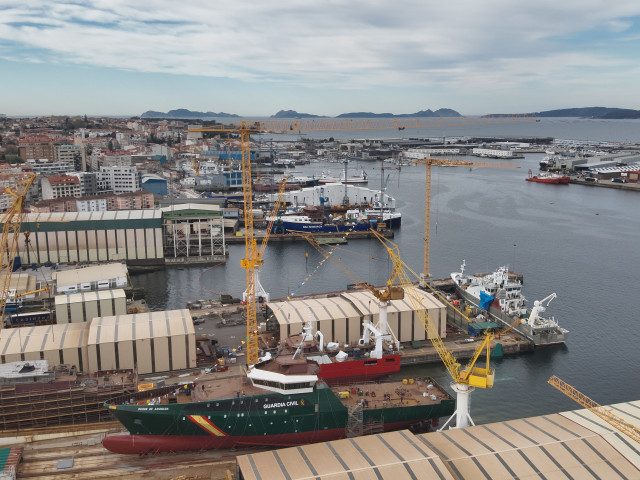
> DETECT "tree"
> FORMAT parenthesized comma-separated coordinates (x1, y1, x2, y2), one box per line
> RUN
(108, 139, 114, 151)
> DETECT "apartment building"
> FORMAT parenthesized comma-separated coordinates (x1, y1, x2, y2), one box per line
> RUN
(99, 166, 141, 194)
(41, 175, 81, 200)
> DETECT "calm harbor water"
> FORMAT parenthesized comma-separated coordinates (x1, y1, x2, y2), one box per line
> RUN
(133, 118, 640, 425)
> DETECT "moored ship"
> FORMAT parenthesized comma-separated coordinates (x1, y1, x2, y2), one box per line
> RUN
(102, 362, 454, 454)
(451, 261, 569, 346)
(526, 170, 570, 184)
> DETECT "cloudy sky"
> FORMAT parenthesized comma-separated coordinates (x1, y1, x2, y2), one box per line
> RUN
(1, 1, 639, 117)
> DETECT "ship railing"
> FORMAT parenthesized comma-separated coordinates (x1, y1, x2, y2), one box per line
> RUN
(105, 384, 183, 406)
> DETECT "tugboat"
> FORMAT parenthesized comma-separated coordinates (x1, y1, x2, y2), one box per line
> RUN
(451, 261, 569, 346)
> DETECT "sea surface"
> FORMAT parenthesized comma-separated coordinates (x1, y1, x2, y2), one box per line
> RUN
(133, 118, 640, 425)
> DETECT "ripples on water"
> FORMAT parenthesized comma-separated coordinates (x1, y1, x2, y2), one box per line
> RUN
(133, 119, 640, 424)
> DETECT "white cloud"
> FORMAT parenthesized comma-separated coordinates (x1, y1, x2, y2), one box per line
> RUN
(0, 0, 639, 114)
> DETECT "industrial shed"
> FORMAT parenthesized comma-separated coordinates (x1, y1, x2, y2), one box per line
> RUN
(342, 288, 446, 342)
(0, 323, 89, 371)
(266, 294, 364, 346)
(87, 309, 196, 374)
(55, 289, 127, 324)
(265, 288, 446, 346)
(54, 263, 128, 294)
(15, 210, 164, 265)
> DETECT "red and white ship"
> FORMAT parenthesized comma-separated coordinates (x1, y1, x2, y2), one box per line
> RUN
(526, 170, 570, 184)
(273, 313, 401, 385)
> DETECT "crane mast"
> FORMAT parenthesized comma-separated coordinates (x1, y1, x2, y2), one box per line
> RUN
(1, 173, 37, 328)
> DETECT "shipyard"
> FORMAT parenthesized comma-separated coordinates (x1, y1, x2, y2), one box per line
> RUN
(0, 113, 639, 479)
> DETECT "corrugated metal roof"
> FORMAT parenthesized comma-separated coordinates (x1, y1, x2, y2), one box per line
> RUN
(23, 210, 161, 223)
(267, 295, 362, 327)
(0, 323, 88, 356)
(54, 288, 127, 306)
(342, 288, 444, 315)
(418, 404, 640, 479)
(237, 401, 640, 479)
(53, 263, 128, 287)
(87, 309, 194, 345)
(237, 430, 454, 480)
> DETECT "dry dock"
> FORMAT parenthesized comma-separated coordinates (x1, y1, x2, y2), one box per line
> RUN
(7, 398, 639, 479)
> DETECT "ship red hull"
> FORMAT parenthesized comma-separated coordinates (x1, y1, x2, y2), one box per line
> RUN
(102, 419, 422, 455)
(318, 355, 402, 385)
(525, 176, 570, 184)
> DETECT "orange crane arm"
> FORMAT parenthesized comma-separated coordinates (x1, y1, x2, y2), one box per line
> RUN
(548, 375, 640, 443)
(370, 229, 494, 388)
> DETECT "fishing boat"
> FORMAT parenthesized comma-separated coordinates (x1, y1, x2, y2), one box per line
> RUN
(102, 361, 454, 454)
(267, 214, 378, 233)
(317, 170, 368, 185)
(450, 261, 569, 346)
(526, 170, 570, 184)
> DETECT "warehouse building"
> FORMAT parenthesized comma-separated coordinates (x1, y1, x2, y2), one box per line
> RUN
(0, 323, 90, 371)
(15, 210, 164, 266)
(55, 289, 127, 323)
(265, 288, 445, 346)
(53, 263, 128, 294)
(161, 204, 226, 265)
(86, 309, 197, 374)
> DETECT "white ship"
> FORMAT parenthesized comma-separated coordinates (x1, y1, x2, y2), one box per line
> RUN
(451, 261, 569, 346)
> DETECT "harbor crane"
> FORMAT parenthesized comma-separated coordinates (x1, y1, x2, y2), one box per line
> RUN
(413, 157, 519, 281)
(548, 375, 640, 443)
(0, 173, 37, 329)
(370, 228, 495, 429)
(188, 114, 537, 366)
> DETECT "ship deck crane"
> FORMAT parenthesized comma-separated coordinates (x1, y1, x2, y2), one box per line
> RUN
(1, 173, 37, 329)
(370, 228, 495, 429)
(548, 375, 640, 443)
(188, 115, 537, 366)
(414, 157, 519, 281)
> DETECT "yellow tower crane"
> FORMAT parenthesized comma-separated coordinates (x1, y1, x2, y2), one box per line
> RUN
(413, 157, 519, 280)
(243, 176, 289, 305)
(1, 173, 37, 328)
(370, 228, 495, 429)
(188, 115, 537, 366)
(548, 375, 640, 443)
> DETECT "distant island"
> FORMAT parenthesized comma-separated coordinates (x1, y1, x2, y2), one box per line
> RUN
(140, 109, 239, 119)
(272, 108, 461, 118)
(139, 106, 640, 120)
(536, 107, 640, 119)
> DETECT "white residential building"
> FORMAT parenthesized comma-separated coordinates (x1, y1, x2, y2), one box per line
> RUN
(99, 166, 141, 194)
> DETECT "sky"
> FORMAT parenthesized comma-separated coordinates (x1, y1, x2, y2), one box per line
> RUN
(1, 1, 640, 117)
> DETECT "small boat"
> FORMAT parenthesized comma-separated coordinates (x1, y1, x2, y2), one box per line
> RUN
(526, 170, 570, 184)
(451, 261, 569, 346)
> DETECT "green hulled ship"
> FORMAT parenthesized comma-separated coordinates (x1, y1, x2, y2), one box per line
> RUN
(103, 360, 454, 454)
